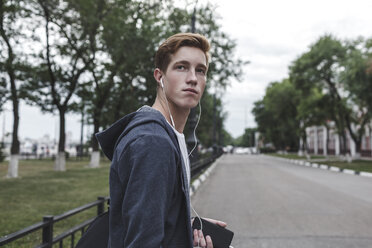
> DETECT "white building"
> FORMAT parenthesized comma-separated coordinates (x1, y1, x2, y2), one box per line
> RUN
(302, 122, 372, 158)
(1, 133, 80, 159)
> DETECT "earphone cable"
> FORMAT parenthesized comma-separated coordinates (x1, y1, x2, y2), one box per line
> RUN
(190, 202, 203, 247)
(161, 78, 176, 128)
(188, 100, 201, 157)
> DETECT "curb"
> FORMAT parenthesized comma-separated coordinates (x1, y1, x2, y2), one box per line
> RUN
(268, 156, 372, 178)
(190, 157, 220, 197)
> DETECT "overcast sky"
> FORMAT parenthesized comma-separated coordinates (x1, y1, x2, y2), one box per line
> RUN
(1, 0, 372, 141)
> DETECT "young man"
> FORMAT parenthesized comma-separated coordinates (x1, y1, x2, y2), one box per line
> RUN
(96, 33, 226, 247)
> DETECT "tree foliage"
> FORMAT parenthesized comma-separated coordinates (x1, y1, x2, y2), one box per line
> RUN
(254, 34, 372, 154)
(290, 35, 371, 153)
(23, 0, 93, 157)
(74, 1, 245, 151)
(252, 79, 300, 151)
(1, 0, 244, 167)
(237, 128, 257, 147)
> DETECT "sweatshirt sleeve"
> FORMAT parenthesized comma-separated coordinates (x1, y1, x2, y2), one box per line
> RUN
(118, 134, 178, 247)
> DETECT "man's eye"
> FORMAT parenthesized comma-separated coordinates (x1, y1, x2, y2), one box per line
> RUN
(197, 68, 206, 75)
(176, 65, 186, 70)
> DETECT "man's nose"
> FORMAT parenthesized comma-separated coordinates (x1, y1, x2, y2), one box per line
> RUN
(186, 70, 197, 85)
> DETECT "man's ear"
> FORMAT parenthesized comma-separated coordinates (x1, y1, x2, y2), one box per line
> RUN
(154, 68, 162, 83)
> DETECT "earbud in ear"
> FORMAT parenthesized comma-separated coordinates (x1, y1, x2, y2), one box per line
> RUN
(160, 78, 164, 88)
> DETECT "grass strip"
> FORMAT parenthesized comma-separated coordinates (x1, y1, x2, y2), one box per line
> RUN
(0, 157, 110, 248)
(321, 160, 372, 173)
(266, 153, 325, 160)
(266, 153, 372, 173)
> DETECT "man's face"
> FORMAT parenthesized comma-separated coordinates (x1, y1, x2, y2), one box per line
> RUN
(162, 46, 207, 111)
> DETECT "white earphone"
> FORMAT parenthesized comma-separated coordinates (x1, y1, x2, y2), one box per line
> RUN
(160, 77, 175, 128)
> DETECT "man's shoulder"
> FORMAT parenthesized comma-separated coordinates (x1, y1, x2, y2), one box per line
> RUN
(116, 121, 177, 155)
(128, 120, 172, 141)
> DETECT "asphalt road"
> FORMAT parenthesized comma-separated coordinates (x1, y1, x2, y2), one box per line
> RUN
(191, 154, 372, 248)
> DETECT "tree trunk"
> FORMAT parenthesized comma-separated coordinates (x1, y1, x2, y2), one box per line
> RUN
(90, 151, 100, 168)
(354, 140, 361, 159)
(298, 132, 304, 156)
(302, 132, 310, 160)
(55, 108, 66, 171)
(326, 125, 330, 158)
(1, 22, 20, 178)
(340, 130, 347, 155)
(89, 116, 100, 168)
(8, 84, 20, 178)
(55, 152, 66, 171)
(7, 154, 19, 178)
(10, 86, 19, 155)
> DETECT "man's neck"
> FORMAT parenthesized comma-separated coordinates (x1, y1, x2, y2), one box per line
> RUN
(152, 96, 189, 133)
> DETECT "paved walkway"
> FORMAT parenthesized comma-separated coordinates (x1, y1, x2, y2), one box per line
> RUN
(191, 154, 372, 248)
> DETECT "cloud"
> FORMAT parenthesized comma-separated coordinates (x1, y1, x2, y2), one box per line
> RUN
(208, 0, 372, 138)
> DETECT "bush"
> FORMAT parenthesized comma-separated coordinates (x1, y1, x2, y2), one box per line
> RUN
(259, 147, 276, 153)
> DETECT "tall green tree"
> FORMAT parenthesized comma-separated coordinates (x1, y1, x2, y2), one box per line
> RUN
(69, 0, 115, 168)
(24, 0, 92, 171)
(94, 2, 246, 152)
(252, 79, 300, 151)
(292, 79, 337, 155)
(194, 3, 247, 89)
(183, 3, 247, 149)
(290, 35, 370, 156)
(239, 128, 257, 147)
(193, 91, 226, 147)
(340, 38, 372, 152)
(76, 0, 165, 167)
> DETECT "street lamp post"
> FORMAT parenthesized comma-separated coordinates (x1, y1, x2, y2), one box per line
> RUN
(79, 109, 84, 158)
(212, 93, 217, 155)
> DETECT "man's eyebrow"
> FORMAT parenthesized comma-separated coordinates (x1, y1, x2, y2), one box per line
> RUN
(174, 60, 207, 68)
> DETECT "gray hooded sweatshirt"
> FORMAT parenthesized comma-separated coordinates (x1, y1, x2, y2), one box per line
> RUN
(96, 106, 192, 248)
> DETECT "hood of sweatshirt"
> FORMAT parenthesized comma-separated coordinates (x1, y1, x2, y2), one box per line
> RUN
(95, 106, 175, 161)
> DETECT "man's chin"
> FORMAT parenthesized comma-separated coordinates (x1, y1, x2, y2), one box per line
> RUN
(186, 102, 199, 109)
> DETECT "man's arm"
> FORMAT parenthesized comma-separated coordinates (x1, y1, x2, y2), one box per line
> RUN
(118, 135, 177, 247)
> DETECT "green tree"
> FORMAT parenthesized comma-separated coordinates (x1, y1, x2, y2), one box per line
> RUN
(24, 0, 92, 171)
(183, 2, 247, 149)
(296, 87, 335, 154)
(239, 128, 257, 147)
(340, 38, 372, 151)
(252, 79, 300, 151)
(76, 0, 166, 167)
(220, 129, 234, 146)
(89, 1, 246, 153)
(194, 3, 247, 89)
(290, 35, 370, 156)
(191, 91, 226, 148)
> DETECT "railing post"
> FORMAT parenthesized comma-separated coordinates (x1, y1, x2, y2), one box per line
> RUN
(42, 215, 54, 248)
(97, 196, 105, 216)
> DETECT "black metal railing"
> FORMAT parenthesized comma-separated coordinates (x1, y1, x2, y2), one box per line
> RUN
(0, 196, 109, 248)
(190, 151, 222, 179)
(0, 153, 223, 247)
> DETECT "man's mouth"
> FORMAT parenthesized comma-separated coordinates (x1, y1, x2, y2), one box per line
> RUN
(183, 88, 198, 94)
